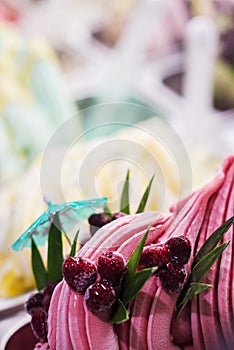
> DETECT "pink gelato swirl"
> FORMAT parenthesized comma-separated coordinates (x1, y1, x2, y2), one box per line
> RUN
(47, 155, 234, 350)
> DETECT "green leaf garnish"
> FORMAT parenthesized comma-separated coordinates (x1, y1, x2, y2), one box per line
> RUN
(103, 204, 113, 219)
(31, 238, 49, 290)
(176, 216, 233, 318)
(176, 241, 230, 317)
(176, 243, 230, 317)
(186, 282, 212, 297)
(122, 267, 157, 305)
(47, 215, 64, 283)
(109, 299, 129, 324)
(192, 216, 234, 267)
(136, 174, 155, 214)
(120, 170, 130, 214)
(126, 225, 151, 280)
(190, 283, 212, 294)
(31, 214, 67, 290)
(190, 241, 230, 282)
(176, 282, 212, 315)
(110, 225, 154, 324)
(69, 230, 79, 257)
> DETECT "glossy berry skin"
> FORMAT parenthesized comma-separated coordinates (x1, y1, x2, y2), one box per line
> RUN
(166, 236, 191, 265)
(62, 256, 97, 294)
(88, 213, 111, 235)
(112, 212, 126, 220)
(31, 307, 48, 341)
(159, 263, 186, 294)
(98, 251, 126, 286)
(139, 244, 170, 270)
(25, 292, 44, 315)
(85, 281, 116, 313)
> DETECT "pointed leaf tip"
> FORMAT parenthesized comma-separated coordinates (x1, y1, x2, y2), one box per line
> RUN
(69, 230, 79, 257)
(126, 224, 151, 279)
(136, 174, 155, 214)
(109, 299, 129, 324)
(31, 238, 49, 291)
(120, 170, 130, 214)
(193, 216, 234, 267)
(47, 214, 63, 283)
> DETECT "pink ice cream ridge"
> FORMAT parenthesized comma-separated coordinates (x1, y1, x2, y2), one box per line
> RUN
(47, 155, 234, 350)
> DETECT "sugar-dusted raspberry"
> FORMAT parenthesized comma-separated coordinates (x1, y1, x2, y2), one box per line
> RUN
(43, 282, 57, 297)
(84, 280, 116, 313)
(139, 244, 170, 269)
(159, 263, 186, 294)
(62, 256, 97, 294)
(31, 307, 48, 341)
(88, 213, 111, 235)
(25, 292, 44, 315)
(42, 282, 58, 311)
(166, 236, 191, 265)
(97, 251, 126, 286)
(112, 212, 126, 220)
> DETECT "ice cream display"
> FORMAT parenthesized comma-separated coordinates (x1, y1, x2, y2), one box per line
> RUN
(1, 2, 234, 348)
(20, 154, 233, 349)
(1, 0, 233, 303)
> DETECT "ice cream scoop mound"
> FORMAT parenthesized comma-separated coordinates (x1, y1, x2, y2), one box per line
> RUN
(47, 155, 234, 350)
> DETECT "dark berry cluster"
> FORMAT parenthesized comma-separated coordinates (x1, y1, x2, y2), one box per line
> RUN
(63, 236, 191, 316)
(139, 236, 191, 294)
(63, 251, 126, 315)
(25, 282, 58, 341)
(88, 212, 126, 235)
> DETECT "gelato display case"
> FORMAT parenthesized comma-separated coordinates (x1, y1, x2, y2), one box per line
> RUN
(0, 1, 233, 349)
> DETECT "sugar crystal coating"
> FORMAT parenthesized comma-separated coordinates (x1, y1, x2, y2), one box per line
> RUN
(62, 256, 97, 294)
(166, 236, 191, 265)
(84, 280, 116, 313)
(139, 244, 170, 270)
(25, 292, 44, 315)
(31, 307, 48, 341)
(98, 251, 126, 286)
(159, 263, 186, 294)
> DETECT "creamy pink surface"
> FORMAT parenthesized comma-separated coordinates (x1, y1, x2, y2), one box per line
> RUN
(48, 155, 234, 350)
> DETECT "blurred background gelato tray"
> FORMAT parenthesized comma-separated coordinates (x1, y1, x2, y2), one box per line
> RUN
(0, 0, 233, 316)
